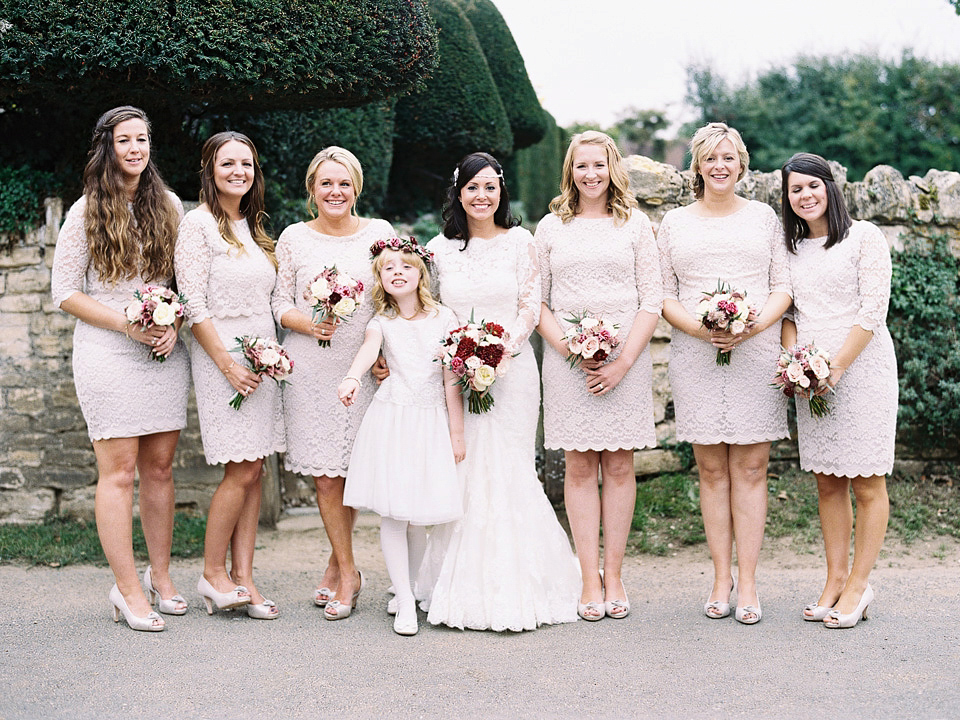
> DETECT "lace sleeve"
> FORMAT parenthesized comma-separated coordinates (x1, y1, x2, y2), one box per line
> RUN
(633, 214, 663, 315)
(51, 199, 90, 308)
(766, 208, 791, 295)
(534, 217, 553, 305)
(854, 223, 892, 330)
(656, 214, 679, 301)
(271, 229, 298, 324)
(426, 235, 444, 302)
(174, 214, 213, 325)
(508, 232, 541, 349)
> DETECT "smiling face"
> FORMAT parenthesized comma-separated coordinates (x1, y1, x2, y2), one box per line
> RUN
(571, 143, 611, 206)
(458, 166, 501, 223)
(698, 137, 741, 198)
(212, 139, 255, 202)
(378, 249, 421, 302)
(312, 160, 356, 221)
(112, 118, 150, 181)
(787, 171, 830, 236)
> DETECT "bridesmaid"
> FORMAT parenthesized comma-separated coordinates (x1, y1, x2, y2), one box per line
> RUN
(657, 122, 791, 624)
(535, 131, 661, 621)
(271, 146, 396, 619)
(780, 152, 896, 628)
(175, 132, 284, 619)
(50, 106, 189, 631)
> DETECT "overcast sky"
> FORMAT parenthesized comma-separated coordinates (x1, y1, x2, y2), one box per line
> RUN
(490, 0, 960, 129)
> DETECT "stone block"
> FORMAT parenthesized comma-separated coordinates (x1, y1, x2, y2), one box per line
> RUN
(0, 325, 31, 359)
(42, 447, 96, 471)
(649, 340, 671, 366)
(58, 430, 92, 450)
(655, 420, 677, 445)
(0, 448, 42, 468)
(59, 485, 97, 522)
(633, 448, 683, 477)
(652, 317, 672, 340)
(5, 266, 50, 294)
(0, 413, 36, 434)
(6, 387, 43, 415)
(0, 275, 5, 294)
(0, 488, 56, 523)
(878, 225, 908, 252)
(45, 409, 86, 432)
(0, 466, 25, 489)
(0, 293, 43, 313)
(0, 245, 43, 269)
(50, 383, 78, 408)
(38, 464, 97, 489)
(33, 333, 65, 358)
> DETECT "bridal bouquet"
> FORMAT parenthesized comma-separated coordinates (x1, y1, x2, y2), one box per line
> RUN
(437, 316, 512, 414)
(303, 266, 364, 347)
(773, 342, 832, 418)
(562, 312, 620, 368)
(228, 335, 294, 410)
(125, 285, 188, 362)
(696, 280, 754, 366)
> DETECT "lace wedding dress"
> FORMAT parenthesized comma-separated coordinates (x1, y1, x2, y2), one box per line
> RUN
(417, 227, 580, 631)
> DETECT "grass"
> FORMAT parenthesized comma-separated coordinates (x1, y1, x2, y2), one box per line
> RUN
(0, 512, 206, 566)
(630, 468, 960, 556)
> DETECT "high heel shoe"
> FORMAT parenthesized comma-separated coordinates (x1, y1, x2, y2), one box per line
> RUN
(143, 566, 187, 615)
(704, 577, 735, 619)
(109, 584, 164, 632)
(824, 585, 873, 629)
(324, 571, 364, 620)
(197, 576, 251, 615)
(604, 580, 630, 619)
(577, 601, 604, 621)
(802, 602, 833, 622)
(246, 598, 279, 620)
(314, 587, 334, 608)
(735, 598, 762, 625)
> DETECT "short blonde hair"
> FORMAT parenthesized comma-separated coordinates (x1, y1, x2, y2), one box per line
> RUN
(689, 122, 749, 200)
(371, 248, 439, 318)
(305, 146, 364, 218)
(550, 130, 637, 224)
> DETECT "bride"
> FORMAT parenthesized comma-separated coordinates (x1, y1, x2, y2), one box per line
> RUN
(414, 152, 580, 631)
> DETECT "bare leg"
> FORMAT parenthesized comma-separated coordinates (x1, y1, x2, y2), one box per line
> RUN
(598, 448, 637, 603)
(203, 460, 261, 594)
(693, 443, 734, 607)
(564, 450, 603, 613)
(316, 474, 360, 604)
(136, 430, 184, 609)
(809, 472, 852, 615)
(833, 474, 889, 615)
(728, 442, 771, 619)
(229, 459, 265, 603)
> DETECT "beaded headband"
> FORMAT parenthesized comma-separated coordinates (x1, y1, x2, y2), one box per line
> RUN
(452, 166, 503, 185)
(369, 236, 434, 266)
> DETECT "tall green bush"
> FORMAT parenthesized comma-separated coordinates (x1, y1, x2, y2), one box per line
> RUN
(510, 111, 563, 222)
(0, 165, 57, 246)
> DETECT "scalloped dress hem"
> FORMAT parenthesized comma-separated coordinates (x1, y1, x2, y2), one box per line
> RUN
(204, 445, 286, 466)
(675, 432, 790, 446)
(282, 460, 347, 480)
(799, 461, 892, 479)
(543, 441, 657, 453)
(89, 421, 187, 442)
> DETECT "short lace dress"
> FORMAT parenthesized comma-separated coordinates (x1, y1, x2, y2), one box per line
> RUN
(271, 219, 395, 478)
(789, 220, 898, 477)
(536, 211, 662, 451)
(50, 194, 190, 441)
(174, 209, 285, 464)
(657, 200, 790, 445)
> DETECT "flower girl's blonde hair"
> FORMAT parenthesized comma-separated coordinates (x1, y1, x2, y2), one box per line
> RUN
(369, 238, 439, 318)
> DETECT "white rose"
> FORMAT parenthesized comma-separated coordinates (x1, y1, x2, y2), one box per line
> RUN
(730, 319, 746, 335)
(169, 301, 182, 316)
(125, 301, 142, 323)
(786, 362, 805, 385)
(797, 374, 811, 388)
(465, 328, 481, 342)
(567, 336, 583, 354)
(332, 297, 357, 317)
(152, 302, 177, 326)
(465, 356, 482, 370)
(279, 355, 292, 373)
(473, 365, 496, 389)
(310, 279, 331, 301)
(810, 356, 831, 379)
(696, 299, 711, 317)
(580, 316, 599, 330)
(581, 336, 601, 358)
(260, 347, 281, 366)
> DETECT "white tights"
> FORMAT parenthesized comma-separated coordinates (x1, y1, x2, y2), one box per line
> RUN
(380, 517, 427, 624)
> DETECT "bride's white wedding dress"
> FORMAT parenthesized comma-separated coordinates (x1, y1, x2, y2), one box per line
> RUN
(418, 227, 580, 631)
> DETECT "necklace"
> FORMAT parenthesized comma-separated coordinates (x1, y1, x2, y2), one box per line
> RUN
(399, 308, 421, 320)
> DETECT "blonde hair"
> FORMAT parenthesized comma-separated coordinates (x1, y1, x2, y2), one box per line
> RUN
(371, 249, 439, 318)
(550, 130, 637, 225)
(304, 146, 364, 218)
(689, 122, 750, 200)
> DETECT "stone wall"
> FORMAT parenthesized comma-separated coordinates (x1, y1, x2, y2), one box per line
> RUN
(2, 159, 958, 522)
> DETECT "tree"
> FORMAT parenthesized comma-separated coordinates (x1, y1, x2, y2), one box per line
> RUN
(608, 107, 668, 159)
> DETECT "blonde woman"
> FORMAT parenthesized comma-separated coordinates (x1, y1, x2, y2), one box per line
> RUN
(175, 131, 284, 619)
(271, 147, 396, 619)
(535, 131, 661, 621)
(51, 106, 188, 631)
(656, 123, 791, 624)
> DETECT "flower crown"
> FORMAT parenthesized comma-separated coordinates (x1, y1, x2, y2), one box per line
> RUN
(369, 236, 434, 266)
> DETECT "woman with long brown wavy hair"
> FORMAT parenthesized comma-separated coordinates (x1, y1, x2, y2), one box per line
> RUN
(51, 106, 189, 631)
(175, 131, 285, 619)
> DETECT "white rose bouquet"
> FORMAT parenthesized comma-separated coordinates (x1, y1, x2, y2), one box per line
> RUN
(772, 342, 832, 417)
(228, 335, 294, 410)
(303, 265, 364, 347)
(125, 285, 188, 362)
(562, 311, 621, 369)
(696, 280, 754, 366)
(436, 314, 512, 414)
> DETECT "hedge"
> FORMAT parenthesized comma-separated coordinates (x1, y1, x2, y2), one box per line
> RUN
(510, 111, 563, 222)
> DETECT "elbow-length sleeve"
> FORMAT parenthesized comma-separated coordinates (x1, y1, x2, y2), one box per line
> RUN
(509, 232, 542, 349)
(854, 223, 893, 331)
(271, 229, 298, 325)
(173, 215, 213, 325)
(656, 214, 680, 302)
(534, 217, 553, 306)
(766, 209, 791, 296)
(633, 213, 663, 315)
(51, 199, 90, 309)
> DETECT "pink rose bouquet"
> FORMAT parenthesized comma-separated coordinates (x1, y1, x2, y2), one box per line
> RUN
(773, 342, 832, 417)
(437, 315, 512, 414)
(125, 285, 187, 362)
(696, 280, 754, 366)
(303, 266, 364, 347)
(228, 335, 294, 410)
(562, 311, 620, 369)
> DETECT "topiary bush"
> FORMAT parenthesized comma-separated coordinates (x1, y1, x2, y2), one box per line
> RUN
(0, 165, 57, 248)
(509, 110, 563, 223)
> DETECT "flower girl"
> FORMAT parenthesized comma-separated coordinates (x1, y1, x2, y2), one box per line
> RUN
(338, 237, 465, 635)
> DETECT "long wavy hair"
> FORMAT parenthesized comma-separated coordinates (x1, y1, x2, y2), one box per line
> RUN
(304, 146, 364, 219)
(441, 152, 520, 249)
(780, 152, 852, 254)
(550, 130, 637, 225)
(83, 106, 179, 284)
(689, 122, 750, 200)
(199, 131, 276, 268)
(371, 247, 439, 318)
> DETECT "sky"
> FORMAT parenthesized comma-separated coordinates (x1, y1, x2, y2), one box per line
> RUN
(490, 0, 960, 130)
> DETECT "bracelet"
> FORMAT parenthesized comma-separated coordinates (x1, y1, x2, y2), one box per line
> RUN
(124, 323, 131, 338)
(223, 361, 237, 376)
(342, 375, 362, 388)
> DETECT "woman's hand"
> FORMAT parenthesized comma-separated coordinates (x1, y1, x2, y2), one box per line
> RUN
(709, 326, 751, 353)
(127, 322, 178, 356)
(583, 357, 629, 396)
(372, 355, 390, 384)
(311, 316, 339, 343)
(223, 359, 261, 398)
(821, 365, 845, 393)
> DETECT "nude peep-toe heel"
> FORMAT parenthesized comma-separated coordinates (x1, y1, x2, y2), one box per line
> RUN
(824, 585, 873, 629)
(143, 566, 187, 615)
(325, 571, 364, 620)
(109, 584, 164, 632)
(197, 576, 251, 615)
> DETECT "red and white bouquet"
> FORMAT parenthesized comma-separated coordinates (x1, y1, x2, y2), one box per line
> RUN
(562, 311, 620, 368)
(125, 285, 187, 362)
(228, 335, 294, 410)
(773, 342, 832, 418)
(437, 315, 512, 414)
(696, 280, 754, 366)
(303, 266, 364, 347)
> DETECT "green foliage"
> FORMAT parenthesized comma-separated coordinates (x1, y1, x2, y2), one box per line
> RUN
(607, 107, 669, 160)
(510, 111, 563, 222)
(452, 0, 546, 150)
(0, 164, 56, 245)
(684, 52, 960, 179)
(888, 231, 960, 449)
(630, 473, 704, 555)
